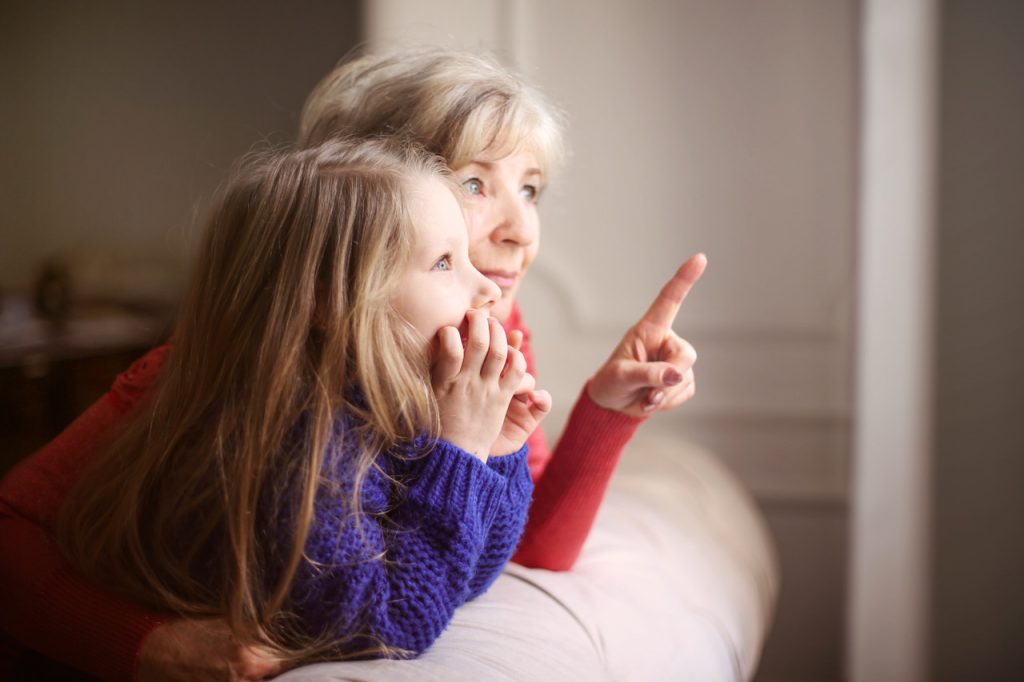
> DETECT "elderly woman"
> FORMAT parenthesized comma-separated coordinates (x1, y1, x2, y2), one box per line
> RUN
(0, 47, 704, 681)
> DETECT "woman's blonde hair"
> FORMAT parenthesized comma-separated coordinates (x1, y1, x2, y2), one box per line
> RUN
(58, 138, 451, 661)
(299, 46, 566, 177)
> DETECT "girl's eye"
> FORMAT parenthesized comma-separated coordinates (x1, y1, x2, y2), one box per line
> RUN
(521, 184, 539, 203)
(462, 178, 483, 196)
(432, 254, 453, 271)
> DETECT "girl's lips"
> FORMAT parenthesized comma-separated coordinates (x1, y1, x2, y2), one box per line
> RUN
(481, 270, 518, 289)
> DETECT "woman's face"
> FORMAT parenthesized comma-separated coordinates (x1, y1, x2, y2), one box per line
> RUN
(454, 148, 542, 323)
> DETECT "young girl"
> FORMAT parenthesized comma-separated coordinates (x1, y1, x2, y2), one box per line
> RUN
(53, 138, 551, 664)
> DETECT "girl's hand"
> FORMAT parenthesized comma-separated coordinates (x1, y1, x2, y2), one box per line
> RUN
(490, 329, 552, 456)
(138, 618, 286, 682)
(432, 309, 526, 462)
(587, 253, 706, 419)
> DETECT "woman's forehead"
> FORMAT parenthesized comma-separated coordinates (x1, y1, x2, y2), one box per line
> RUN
(456, 147, 542, 175)
(452, 114, 552, 172)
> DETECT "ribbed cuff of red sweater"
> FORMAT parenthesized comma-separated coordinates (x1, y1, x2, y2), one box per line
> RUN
(571, 383, 647, 437)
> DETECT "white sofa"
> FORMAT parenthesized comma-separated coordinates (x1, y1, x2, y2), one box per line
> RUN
(279, 435, 779, 682)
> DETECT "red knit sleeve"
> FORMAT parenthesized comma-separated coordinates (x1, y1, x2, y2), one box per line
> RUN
(503, 304, 645, 571)
(0, 345, 172, 681)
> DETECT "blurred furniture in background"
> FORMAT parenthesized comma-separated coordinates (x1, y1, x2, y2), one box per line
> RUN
(0, 291, 169, 476)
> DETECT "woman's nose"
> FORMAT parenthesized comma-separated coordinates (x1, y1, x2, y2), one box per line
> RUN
(491, 191, 536, 246)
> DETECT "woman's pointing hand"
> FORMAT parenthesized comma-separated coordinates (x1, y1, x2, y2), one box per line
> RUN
(587, 253, 706, 419)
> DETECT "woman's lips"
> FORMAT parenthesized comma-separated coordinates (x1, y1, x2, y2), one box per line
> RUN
(481, 270, 518, 289)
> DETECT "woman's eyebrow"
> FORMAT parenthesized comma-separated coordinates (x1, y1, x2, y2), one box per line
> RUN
(467, 160, 543, 177)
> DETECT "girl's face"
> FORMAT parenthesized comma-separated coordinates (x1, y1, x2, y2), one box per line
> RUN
(455, 148, 542, 323)
(391, 177, 502, 344)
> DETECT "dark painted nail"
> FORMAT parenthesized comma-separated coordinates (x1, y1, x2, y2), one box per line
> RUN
(664, 369, 683, 386)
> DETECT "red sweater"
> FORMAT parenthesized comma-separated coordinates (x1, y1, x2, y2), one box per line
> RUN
(0, 303, 641, 681)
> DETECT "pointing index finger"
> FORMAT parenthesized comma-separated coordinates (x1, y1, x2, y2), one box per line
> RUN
(640, 253, 707, 330)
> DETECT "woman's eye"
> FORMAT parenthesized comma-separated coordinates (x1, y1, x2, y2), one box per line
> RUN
(462, 178, 483, 196)
(432, 254, 453, 271)
(521, 184, 539, 202)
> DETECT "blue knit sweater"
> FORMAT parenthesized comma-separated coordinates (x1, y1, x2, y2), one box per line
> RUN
(278, 423, 534, 657)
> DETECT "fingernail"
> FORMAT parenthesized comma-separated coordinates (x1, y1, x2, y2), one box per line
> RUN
(664, 369, 683, 386)
(651, 390, 665, 404)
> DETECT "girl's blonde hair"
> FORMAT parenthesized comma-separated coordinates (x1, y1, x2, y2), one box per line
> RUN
(299, 46, 566, 176)
(59, 138, 451, 661)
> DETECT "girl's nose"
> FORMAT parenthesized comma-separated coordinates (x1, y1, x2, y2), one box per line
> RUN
(472, 269, 502, 309)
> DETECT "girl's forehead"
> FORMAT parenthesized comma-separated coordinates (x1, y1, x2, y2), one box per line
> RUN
(409, 177, 468, 235)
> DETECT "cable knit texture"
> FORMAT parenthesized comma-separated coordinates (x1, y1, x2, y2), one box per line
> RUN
(279, 426, 532, 654)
